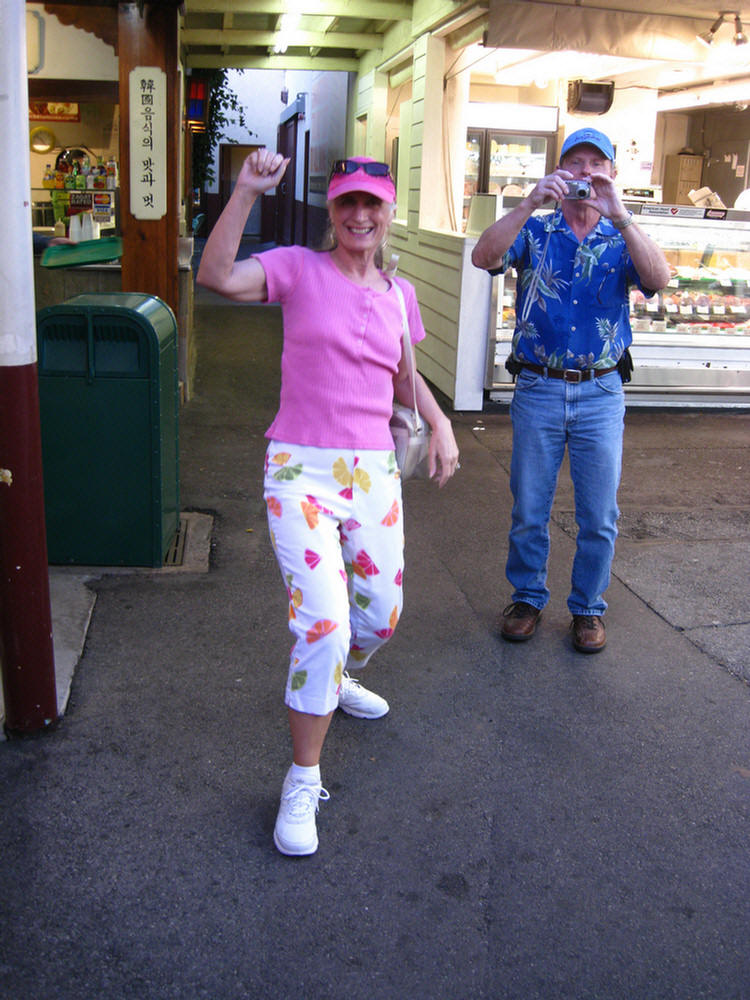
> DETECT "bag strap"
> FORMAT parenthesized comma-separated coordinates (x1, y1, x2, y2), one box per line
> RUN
(520, 208, 556, 324)
(392, 280, 420, 422)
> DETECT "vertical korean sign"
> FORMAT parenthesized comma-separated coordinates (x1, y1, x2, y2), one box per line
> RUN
(129, 67, 167, 219)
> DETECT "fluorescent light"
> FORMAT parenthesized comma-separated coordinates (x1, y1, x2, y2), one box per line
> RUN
(657, 78, 750, 110)
(467, 102, 558, 131)
(272, 10, 301, 54)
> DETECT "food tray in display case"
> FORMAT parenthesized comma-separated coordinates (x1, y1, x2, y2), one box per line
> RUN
(630, 206, 750, 339)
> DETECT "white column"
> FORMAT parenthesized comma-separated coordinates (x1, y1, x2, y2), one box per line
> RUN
(0, 0, 37, 368)
(0, 1, 58, 734)
(413, 33, 449, 231)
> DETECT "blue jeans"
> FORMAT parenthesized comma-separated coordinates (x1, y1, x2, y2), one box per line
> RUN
(507, 368, 625, 616)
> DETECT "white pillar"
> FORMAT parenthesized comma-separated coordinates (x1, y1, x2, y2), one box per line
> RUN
(0, 0, 37, 368)
(0, 0, 58, 734)
(444, 61, 470, 233)
(413, 33, 450, 232)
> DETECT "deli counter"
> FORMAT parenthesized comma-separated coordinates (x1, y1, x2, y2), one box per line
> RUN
(487, 204, 750, 407)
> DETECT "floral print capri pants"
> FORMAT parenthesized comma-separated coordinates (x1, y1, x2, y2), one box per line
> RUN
(263, 441, 405, 716)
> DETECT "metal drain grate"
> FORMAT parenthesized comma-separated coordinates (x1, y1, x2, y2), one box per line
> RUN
(163, 515, 188, 566)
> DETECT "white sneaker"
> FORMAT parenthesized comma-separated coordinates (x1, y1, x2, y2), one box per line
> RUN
(338, 671, 389, 719)
(273, 774, 330, 856)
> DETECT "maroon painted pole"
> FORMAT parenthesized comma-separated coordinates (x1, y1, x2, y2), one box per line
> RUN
(0, 4, 58, 733)
(0, 368, 58, 733)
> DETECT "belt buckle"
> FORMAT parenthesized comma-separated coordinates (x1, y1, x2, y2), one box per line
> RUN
(563, 368, 583, 383)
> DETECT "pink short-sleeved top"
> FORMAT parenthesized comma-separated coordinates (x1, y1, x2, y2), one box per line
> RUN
(256, 246, 425, 450)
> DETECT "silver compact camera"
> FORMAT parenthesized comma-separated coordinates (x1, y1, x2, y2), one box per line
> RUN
(564, 179, 591, 200)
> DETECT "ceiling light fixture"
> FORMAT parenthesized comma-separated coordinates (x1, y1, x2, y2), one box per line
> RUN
(734, 13, 748, 44)
(697, 10, 748, 46)
(697, 12, 725, 46)
(272, 10, 301, 54)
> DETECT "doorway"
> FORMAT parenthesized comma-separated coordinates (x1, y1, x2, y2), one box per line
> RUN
(218, 143, 261, 237)
(276, 115, 299, 245)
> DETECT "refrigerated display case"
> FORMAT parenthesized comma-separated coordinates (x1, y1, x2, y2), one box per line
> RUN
(464, 129, 556, 230)
(486, 205, 750, 407)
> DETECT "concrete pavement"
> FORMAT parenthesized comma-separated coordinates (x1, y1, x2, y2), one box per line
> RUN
(0, 292, 748, 999)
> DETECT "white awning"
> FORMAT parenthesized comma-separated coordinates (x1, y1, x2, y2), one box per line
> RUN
(486, 1, 712, 62)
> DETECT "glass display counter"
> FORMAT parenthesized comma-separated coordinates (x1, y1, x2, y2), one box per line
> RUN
(629, 207, 750, 337)
(30, 186, 118, 235)
(487, 205, 750, 407)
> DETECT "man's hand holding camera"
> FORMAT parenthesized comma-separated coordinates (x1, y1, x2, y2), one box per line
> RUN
(524, 169, 571, 209)
(532, 167, 626, 225)
(576, 171, 629, 225)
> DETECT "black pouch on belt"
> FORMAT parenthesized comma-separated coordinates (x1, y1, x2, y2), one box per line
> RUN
(617, 347, 634, 384)
(505, 354, 523, 381)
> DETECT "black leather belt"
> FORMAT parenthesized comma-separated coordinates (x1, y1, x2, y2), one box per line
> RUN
(519, 363, 617, 383)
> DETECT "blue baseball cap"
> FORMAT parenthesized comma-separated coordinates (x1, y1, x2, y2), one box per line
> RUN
(560, 127, 615, 162)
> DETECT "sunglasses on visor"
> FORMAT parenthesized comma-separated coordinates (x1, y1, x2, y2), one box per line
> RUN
(329, 159, 392, 180)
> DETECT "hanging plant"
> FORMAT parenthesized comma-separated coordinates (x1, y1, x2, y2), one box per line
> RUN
(190, 69, 253, 189)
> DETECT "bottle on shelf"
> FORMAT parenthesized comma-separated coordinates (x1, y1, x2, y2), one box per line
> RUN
(106, 156, 118, 189)
(93, 157, 107, 190)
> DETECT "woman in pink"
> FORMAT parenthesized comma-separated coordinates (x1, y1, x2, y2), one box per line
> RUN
(198, 149, 459, 856)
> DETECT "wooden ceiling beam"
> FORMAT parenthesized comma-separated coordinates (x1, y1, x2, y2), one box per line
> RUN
(186, 53, 360, 71)
(184, 0, 412, 20)
(27, 78, 118, 103)
(182, 28, 382, 49)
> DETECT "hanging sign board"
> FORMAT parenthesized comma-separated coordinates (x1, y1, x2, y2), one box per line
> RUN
(129, 67, 167, 220)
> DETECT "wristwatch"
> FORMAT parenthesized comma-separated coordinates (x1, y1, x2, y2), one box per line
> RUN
(612, 210, 635, 230)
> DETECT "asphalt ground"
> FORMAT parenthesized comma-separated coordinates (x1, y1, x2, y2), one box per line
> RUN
(0, 290, 748, 999)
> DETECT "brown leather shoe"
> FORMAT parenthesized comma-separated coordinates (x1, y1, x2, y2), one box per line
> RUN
(500, 602, 541, 641)
(570, 615, 606, 653)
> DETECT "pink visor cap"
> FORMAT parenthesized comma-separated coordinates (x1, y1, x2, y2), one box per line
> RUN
(327, 157, 396, 203)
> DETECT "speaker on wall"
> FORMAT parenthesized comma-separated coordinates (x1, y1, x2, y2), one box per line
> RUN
(567, 80, 615, 115)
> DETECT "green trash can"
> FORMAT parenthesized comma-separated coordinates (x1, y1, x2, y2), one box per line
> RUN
(36, 293, 179, 567)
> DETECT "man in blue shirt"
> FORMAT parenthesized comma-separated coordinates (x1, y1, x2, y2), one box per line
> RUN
(472, 127, 670, 652)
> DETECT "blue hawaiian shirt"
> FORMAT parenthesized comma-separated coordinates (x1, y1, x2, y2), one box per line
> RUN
(500, 209, 655, 370)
